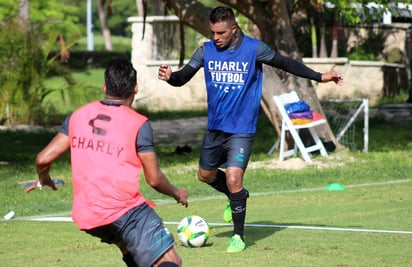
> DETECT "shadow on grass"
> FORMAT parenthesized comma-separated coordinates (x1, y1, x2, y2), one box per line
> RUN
(210, 219, 409, 249)
(214, 220, 286, 248)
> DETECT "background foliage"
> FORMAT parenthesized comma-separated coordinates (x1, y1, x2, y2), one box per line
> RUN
(0, 0, 411, 124)
(0, 17, 75, 125)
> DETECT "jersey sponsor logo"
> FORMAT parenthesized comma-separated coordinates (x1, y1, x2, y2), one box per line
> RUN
(207, 60, 249, 90)
(89, 114, 111, 136)
(233, 205, 246, 214)
(71, 136, 125, 158)
(236, 147, 245, 162)
(236, 153, 244, 162)
(208, 61, 248, 72)
(71, 113, 125, 158)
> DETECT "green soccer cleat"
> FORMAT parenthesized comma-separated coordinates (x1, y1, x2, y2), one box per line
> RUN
(226, 234, 246, 253)
(223, 200, 232, 222)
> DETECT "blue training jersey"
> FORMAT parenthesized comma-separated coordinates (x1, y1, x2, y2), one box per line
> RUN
(203, 36, 262, 134)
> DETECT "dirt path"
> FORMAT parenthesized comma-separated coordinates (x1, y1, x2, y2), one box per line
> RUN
(149, 117, 355, 170)
(150, 117, 208, 147)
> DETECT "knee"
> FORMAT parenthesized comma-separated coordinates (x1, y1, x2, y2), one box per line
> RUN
(197, 168, 215, 183)
(157, 250, 182, 267)
(225, 175, 243, 193)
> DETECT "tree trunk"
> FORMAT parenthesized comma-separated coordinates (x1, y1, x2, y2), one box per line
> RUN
(18, 0, 30, 28)
(163, 0, 337, 146)
(18, 0, 29, 21)
(319, 23, 328, 57)
(151, 0, 166, 15)
(330, 22, 339, 58)
(136, 0, 165, 16)
(311, 19, 318, 58)
(136, 0, 144, 16)
(96, 0, 113, 51)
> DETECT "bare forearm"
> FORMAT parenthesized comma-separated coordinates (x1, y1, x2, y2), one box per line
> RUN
(149, 172, 179, 199)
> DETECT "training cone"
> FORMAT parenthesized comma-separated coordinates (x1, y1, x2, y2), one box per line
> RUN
(325, 182, 345, 191)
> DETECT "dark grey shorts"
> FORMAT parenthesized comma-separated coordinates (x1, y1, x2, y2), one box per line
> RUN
(199, 130, 254, 170)
(85, 203, 174, 267)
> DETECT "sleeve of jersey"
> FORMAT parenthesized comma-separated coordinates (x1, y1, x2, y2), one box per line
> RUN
(59, 115, 71, 136)
(136, 121, 155, 153)
(268, 53, 322, 82)
(167, 46, 203, 86)
(167, 64, 199, 86)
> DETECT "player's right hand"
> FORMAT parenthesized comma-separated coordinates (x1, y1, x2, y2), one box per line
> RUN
(175, 188, 189, 208)
(25, 179, 58, 193)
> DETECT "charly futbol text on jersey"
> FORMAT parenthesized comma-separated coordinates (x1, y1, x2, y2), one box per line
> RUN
(207, 60, 249, 84)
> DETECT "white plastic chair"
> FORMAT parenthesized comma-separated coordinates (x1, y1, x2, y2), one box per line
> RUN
(273, 91, 328, 163)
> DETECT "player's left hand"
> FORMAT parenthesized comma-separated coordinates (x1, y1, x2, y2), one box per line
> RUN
(321, 71, 343, 85)
(25, 179, 58, 193)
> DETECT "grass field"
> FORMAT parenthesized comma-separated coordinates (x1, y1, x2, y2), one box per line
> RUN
(0, 113, 411, 266)
(2, 181, 411, 266)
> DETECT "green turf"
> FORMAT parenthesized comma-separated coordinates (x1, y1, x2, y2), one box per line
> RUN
(1, 182, 411, 266)
(0, 115, 411, 266)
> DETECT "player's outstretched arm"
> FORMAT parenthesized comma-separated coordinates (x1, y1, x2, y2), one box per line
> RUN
(139, 151, 189, 207)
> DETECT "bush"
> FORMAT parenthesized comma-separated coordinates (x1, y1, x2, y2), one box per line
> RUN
(0, 17, 74, 125)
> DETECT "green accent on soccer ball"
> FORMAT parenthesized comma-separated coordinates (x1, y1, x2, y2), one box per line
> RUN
(192, 231, 206, 239)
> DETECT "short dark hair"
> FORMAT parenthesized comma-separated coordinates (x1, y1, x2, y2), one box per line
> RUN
(104, 59, 137, 98)
(209, 6, 236, 24)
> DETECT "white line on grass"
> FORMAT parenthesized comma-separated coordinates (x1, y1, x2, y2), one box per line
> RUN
(22, 217, 412, 234)
(11, 179, 412, 235)
(167, 222, 412, 235)
(149, 178, 412, 204)
(251, 178, 412, 197)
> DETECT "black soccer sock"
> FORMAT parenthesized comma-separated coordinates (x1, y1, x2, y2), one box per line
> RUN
(122, 252, 138, 267)
(207, 169, 230, 197)
(158, 262, 178, 267)
(229, 188, 249, 240)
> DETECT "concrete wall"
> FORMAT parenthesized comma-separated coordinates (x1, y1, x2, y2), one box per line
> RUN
(304, 58, 407, 105)
(128, 16, 409, 111)
(131, 58, 405, 111)
(128, 16, 207, 111)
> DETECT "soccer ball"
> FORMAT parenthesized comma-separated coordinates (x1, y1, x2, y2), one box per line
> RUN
(177, 215, 210, 247)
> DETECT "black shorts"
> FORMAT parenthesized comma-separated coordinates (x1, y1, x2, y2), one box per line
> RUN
(85, 203, 174, 267)
(199, 130, 254, 170)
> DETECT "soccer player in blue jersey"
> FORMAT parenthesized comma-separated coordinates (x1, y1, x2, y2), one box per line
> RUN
(158, 6, 343, 253)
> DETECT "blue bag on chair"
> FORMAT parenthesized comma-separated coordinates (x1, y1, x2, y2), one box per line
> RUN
(284, 101, 310, 114)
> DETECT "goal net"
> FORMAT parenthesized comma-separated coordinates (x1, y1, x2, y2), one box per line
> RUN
(320, 98, 369, 152)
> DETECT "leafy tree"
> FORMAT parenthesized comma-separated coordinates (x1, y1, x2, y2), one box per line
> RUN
(0, 2, 76, 125)
(96, 0, 113, 51)
(0, 0, 82, 39)
(291, 1, 337, 58)
(293, 1, 412, 59)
